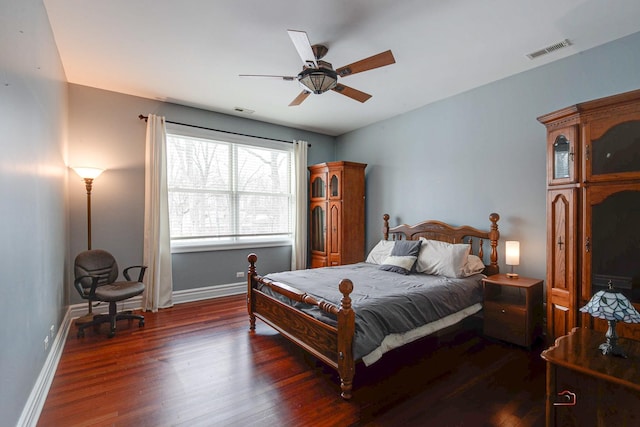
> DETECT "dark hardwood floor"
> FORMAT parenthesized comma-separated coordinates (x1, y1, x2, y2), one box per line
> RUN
(38, 295, 546, 426)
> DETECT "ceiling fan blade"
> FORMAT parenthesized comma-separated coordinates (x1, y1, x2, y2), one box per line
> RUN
(239, 74, 296, 81)
(336, 50, 395, 77)
(287, 30, 317, 68)
(332, 84, 372, 103)
(289, 91, 311, 106)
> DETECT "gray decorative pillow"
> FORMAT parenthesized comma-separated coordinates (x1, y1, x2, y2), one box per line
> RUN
(379, 240, 422, 274)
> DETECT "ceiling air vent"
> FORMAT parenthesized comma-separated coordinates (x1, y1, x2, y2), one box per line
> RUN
(234, 107, 254, 114)
(526, 39, 572, 60)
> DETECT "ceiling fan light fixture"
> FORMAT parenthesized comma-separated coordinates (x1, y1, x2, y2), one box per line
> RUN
(297, 67, 337, 94)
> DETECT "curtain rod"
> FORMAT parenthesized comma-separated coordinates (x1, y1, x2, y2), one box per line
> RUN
(138, 115, 310, 146)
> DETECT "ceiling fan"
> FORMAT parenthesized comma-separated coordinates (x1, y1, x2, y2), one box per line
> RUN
(240, 30, 396, 106)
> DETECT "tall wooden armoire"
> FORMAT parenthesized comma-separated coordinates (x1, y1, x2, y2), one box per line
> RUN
(308, 161, 366, 268)
(538, 89, 640, 342)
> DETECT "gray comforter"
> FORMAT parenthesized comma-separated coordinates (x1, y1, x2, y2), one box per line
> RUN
(263, 262, 484, 363)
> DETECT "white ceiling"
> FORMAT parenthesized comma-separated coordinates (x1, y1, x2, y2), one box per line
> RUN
(43, 0, 640, 136)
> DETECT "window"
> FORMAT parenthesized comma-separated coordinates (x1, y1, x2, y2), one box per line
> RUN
(166, 124, 293, 251)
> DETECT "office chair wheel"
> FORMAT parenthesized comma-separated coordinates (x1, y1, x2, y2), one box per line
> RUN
(77, 329, 85, 338)
(139, 319, 145, 327)
(108, 330, 115, 338)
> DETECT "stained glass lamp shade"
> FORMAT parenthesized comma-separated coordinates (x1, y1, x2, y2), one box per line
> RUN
(580, 282, 640, 358)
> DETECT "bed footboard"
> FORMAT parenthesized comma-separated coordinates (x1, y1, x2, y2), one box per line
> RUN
(247, 253, 356, 399)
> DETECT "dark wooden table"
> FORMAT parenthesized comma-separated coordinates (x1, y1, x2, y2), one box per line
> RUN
(541, 327, 640, 426)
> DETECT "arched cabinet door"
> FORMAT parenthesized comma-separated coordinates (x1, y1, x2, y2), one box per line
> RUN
(584, 110, 640, 183)
(329, 171, 341, 199)
(310, 173, 326, 200)
(547, 126, 579, 185)
(328, 202, 341, 266)
(547, 188, 578, 342)
(310, 202, 327, 268)
(582, 183, 640, 340)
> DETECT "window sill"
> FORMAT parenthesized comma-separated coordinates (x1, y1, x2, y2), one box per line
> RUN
(171, 238, 293, 254)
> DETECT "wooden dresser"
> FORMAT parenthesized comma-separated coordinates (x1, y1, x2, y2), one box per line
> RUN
(538, 89, 640, 343)
(308, 161, 366, 268)
(541, 327, 640, 426)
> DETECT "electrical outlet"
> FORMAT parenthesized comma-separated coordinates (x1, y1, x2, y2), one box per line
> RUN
(44, 336, 49, 351)
(50, 324, 55, 339)
(236, 271, 244, 278)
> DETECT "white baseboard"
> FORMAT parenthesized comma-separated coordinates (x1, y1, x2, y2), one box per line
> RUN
(172, 281, 246, 304)
(19, 281, 246, 427)
(17, 310, 72, 427)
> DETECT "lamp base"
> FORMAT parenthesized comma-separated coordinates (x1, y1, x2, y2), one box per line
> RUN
(506, 273, 519, 279)
(599, 342, 627, 358)
(600, 319, 627, 358)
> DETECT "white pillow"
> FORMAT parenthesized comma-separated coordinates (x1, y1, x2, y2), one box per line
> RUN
(462, 254, 486, 277)
(416, 238, 471, 278)
(365, 239, 395, 264)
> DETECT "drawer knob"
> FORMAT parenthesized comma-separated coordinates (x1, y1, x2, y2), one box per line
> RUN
(501, 309, 506, 314)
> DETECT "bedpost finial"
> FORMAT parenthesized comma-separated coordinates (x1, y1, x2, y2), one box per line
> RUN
(339, 279, 354, 310)
(383, 214, 390, 240)
(248, 253, 257, 264)
(339, 279, 354, 296)
(489, 212, 500, 224)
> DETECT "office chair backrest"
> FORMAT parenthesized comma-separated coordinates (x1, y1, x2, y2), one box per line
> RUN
(74, 249, 119, 292)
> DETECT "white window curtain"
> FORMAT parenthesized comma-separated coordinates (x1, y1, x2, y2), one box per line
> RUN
(142, 114, 174, 311)
(291, 140, 308, 270)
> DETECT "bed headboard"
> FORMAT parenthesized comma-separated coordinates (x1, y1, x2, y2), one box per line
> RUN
(382, 213, 500, 276)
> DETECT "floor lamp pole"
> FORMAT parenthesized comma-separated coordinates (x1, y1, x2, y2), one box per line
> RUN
(72, 166, 103, 324)
(84, 177, 94, 250)
(75, 177, 96, 324)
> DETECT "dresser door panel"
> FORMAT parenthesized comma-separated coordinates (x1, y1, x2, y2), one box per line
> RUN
(584, 108, 640, 182)
(328, 201, 341, 266)
(547, 188, 578, 341)
(310, 172, 327, 200)
(548, 125, 579, 185)
(582, 183, 640, 339)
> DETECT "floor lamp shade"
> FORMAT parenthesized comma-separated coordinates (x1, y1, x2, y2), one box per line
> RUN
(72, 167, 104, 180)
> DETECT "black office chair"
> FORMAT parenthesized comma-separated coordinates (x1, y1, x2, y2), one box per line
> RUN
(74, 249, 146, 338)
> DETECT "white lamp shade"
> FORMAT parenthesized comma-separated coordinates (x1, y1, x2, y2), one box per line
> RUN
(505, 241, 520, 266)
(72, 167, 104, 179)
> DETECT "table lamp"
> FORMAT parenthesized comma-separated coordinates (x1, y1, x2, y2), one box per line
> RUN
(580, 281, 640, 358)
(505, 241, 520, 279)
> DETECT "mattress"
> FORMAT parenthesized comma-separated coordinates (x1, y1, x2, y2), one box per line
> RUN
(263, 262, 484, 365)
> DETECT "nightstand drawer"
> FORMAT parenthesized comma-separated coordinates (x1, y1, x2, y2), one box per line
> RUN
(484, 303, 527, 345)
(482, 274, 543, 348)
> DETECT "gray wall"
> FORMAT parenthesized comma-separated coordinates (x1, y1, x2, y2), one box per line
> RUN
(4, 2, 640, 423)
(67, 85, 336, 303)
(0, 1, 68, 425)
(336, 31, 640, 281)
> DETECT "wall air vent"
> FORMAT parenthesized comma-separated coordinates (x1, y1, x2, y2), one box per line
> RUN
(526, 39, 572, 60)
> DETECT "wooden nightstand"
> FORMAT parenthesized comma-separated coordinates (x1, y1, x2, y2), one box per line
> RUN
(482, 274, 543, 348)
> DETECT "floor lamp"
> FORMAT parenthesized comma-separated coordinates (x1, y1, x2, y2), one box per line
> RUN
(72, 166, 104, 323)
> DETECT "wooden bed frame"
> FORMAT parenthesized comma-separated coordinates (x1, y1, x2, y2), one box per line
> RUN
(246, 213, 500, 399)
